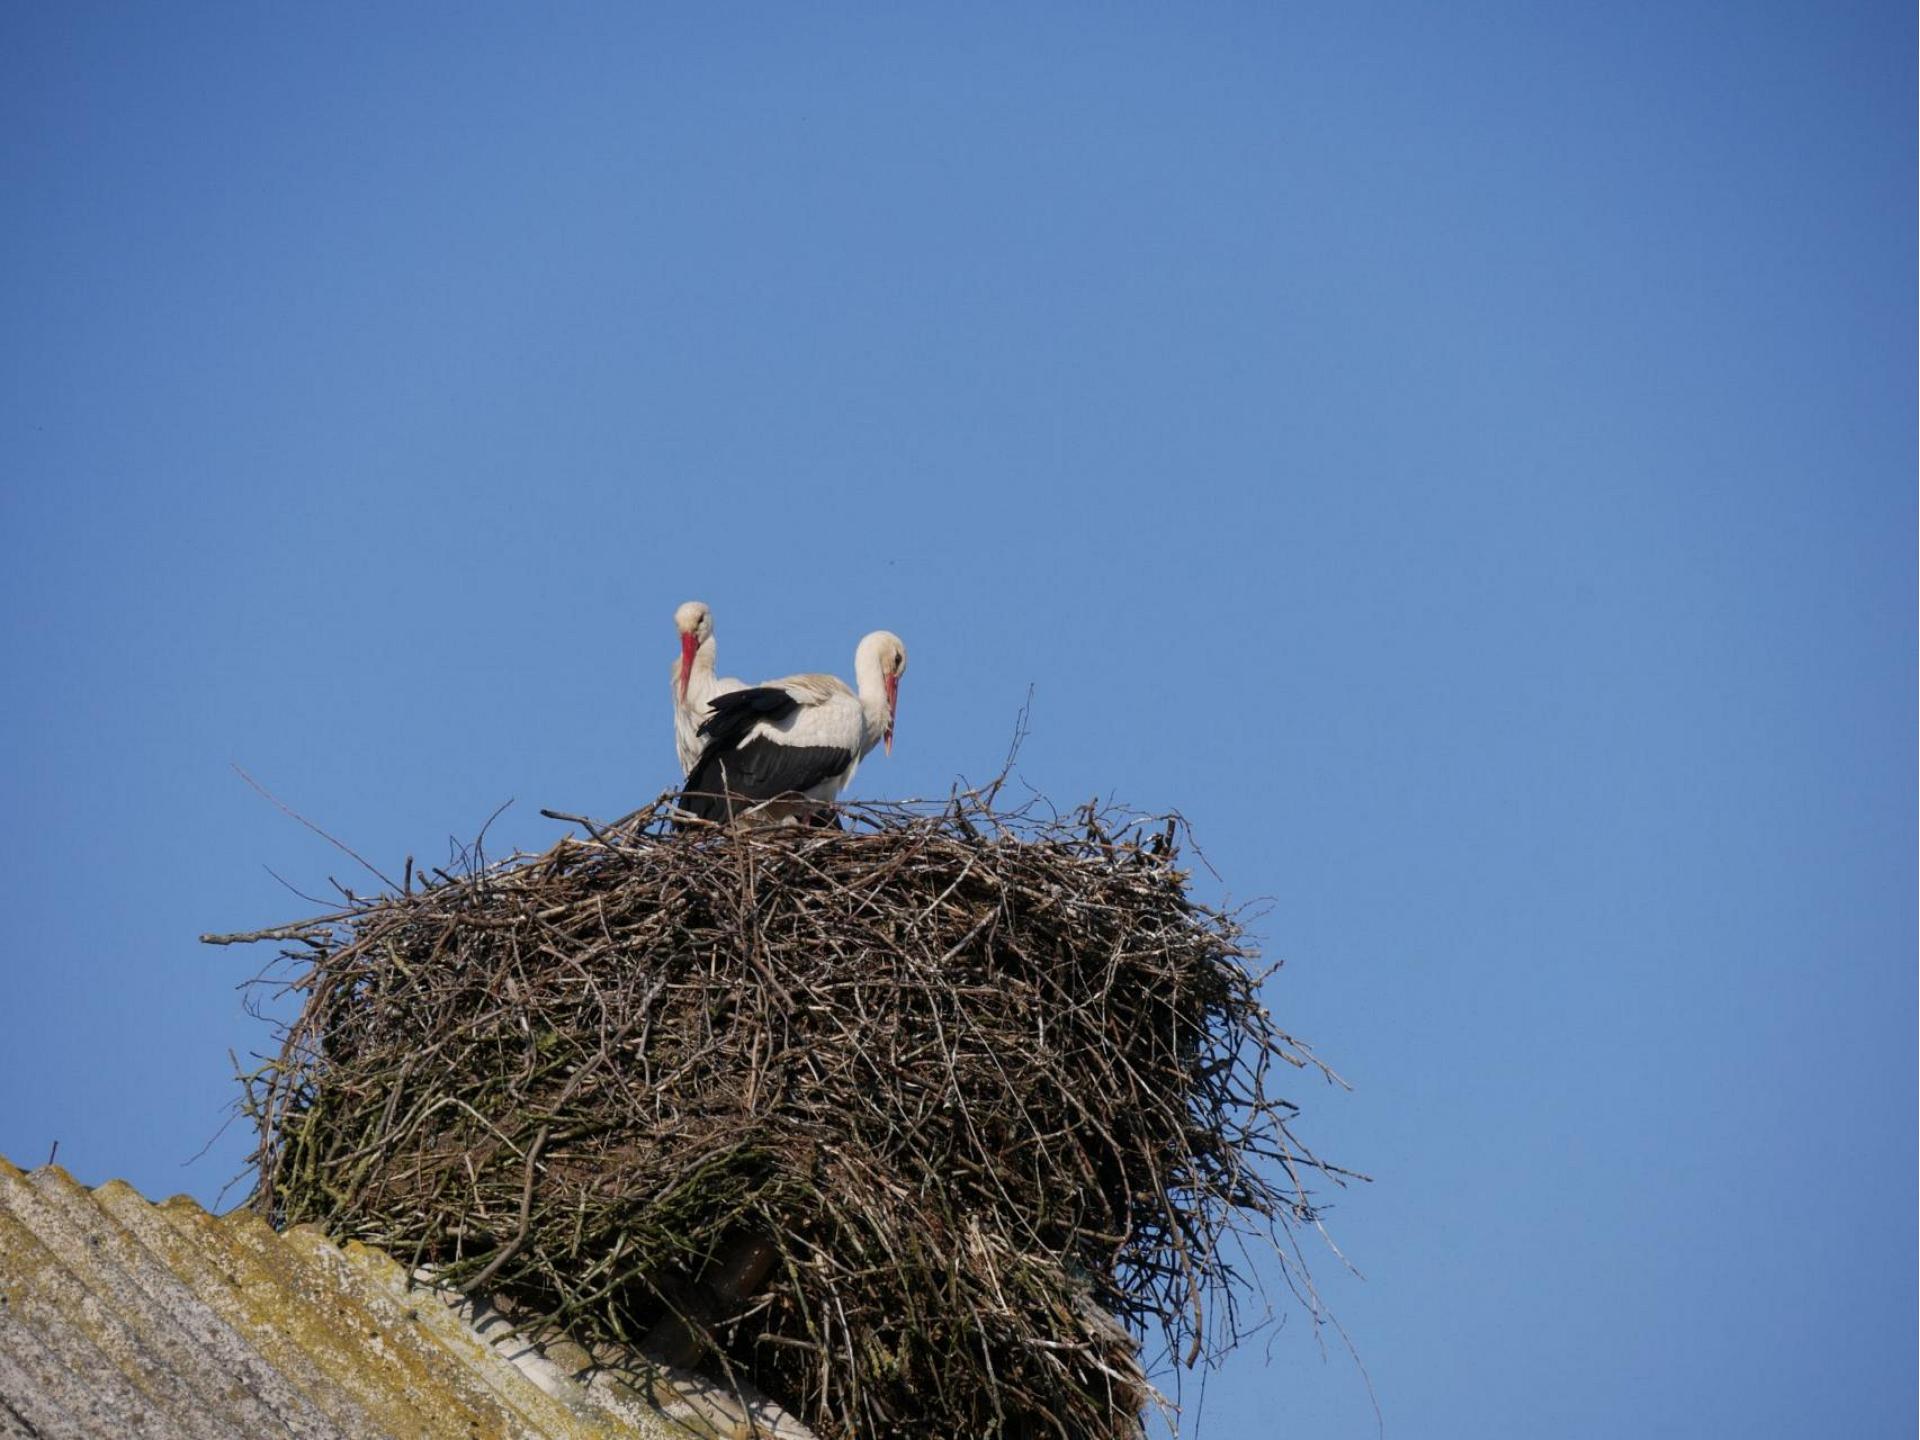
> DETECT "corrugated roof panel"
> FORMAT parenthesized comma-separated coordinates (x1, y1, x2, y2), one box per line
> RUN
(0, 1158, 816, 1440)
(146, 1193, 461, 1439)
(0, 1288, 179, 1440)
(0, 1183, 245, 1440)
(89, 1179, 399, 1437)
(0, 1162, 322, 1439)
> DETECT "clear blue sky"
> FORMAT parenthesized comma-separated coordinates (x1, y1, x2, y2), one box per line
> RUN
(2, 4, 1912, 1436)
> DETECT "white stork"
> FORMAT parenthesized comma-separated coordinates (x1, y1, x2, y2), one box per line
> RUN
(677, 629, 907, 826)
(671, 600, 744, 775)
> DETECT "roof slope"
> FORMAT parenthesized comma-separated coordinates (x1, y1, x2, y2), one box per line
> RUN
(0, 1157, 812, 1440)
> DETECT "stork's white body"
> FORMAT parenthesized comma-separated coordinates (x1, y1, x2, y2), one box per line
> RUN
(677, 631, 907, 826)
(726, 672, 872, 801)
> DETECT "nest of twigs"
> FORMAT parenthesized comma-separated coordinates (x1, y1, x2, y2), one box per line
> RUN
(227, 793, 1347, 1440)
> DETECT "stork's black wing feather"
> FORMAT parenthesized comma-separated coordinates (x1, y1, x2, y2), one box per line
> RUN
(678, 686, 852, 826)
(696, 686, 801, 747)
(678, 739, 856, 824)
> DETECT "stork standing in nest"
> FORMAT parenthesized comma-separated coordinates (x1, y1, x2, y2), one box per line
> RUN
(671, 600, 743, 775)
(677, 630, 907, 826)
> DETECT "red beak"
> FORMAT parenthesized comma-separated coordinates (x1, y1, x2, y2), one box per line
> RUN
(678, 631, 698, 701)
(883, 673, 899, 756)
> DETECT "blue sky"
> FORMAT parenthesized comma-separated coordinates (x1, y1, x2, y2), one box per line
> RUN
(2, 4, 1912, 1436)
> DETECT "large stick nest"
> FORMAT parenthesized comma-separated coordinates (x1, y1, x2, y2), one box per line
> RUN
(230, 793, 1347, 1440)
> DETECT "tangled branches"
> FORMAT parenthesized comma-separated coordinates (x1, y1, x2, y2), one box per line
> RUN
(227, 794, 1350, 1440)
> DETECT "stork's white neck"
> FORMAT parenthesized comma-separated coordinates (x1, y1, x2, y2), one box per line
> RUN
(853, 634, 892, 758)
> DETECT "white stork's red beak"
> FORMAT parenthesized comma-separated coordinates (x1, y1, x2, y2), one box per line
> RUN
(883, 672, 899, 755)
(678, 631, 698, 701)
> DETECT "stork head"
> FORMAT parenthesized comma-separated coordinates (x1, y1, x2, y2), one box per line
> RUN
(673, 600, 713, 701)
(857, 630, 908, 756)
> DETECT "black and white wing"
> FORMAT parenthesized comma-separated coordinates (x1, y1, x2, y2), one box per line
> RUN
(676, 685, 860, 824)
